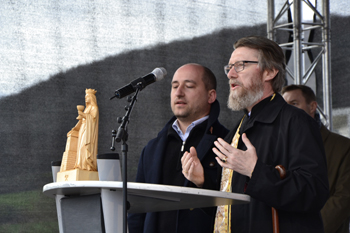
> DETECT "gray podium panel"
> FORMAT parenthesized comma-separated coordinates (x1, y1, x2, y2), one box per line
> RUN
(60, 194, 104, 233)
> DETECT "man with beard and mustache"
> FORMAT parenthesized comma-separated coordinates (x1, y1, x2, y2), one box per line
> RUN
(128, 63, 229, 233)
(183, 36, 329, 233)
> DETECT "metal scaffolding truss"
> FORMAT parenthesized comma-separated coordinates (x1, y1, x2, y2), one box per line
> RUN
(267, 0, 332, 129)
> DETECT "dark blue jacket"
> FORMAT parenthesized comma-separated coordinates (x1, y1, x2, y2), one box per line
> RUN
(128, 100, 228, 233)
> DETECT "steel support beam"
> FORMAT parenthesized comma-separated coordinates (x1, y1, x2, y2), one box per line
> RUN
(267, 0, 332, 129)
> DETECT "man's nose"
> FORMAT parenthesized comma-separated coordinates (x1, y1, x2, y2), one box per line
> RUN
(227, 67, 238, 79)
(175, 85, 184, 96)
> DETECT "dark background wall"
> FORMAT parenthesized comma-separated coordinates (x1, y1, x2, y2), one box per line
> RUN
(0, 3, 349, 232)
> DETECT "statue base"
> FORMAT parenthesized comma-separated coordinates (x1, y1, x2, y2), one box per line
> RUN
(57, 169, 99, 182)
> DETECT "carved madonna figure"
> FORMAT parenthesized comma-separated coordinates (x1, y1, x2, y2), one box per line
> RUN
(73, 88, 99, 171)
(58, 88, 99, 181)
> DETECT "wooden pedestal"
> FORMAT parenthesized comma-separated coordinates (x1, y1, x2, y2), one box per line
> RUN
(57, 169, 99, 182)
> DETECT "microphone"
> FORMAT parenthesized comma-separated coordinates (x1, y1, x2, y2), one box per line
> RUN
(113, 67, 167, 99)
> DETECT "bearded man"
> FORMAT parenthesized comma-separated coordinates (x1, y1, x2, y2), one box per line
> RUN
(183, 36, 329, 233)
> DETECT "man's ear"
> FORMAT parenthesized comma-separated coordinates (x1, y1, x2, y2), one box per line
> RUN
(263, 68, 279, 82)
(208, 89, 217, 104)
(309, 101, 318, 117)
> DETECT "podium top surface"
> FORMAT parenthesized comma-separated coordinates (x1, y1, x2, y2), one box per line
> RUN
(43, 181, 250, 213)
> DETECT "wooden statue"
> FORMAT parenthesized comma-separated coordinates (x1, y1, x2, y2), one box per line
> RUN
(57, 89, 99, 182)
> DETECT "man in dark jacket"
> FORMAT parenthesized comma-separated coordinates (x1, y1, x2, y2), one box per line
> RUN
(186, 36, 329, 233)
(127, 63, 229, 233)
(282, 84, 350, 233)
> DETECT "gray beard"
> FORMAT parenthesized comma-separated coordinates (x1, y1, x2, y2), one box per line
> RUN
(227, 82, 264, 111)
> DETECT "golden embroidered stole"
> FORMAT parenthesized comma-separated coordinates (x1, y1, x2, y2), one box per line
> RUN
(213, 94, 276, 232)
(213, 115, 246, 233)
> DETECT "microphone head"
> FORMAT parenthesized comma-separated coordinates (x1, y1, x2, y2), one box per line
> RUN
(152, 67, 167, 81)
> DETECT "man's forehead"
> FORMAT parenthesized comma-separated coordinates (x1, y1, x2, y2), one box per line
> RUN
(284, 90, 305, 101)
(171, 79, 197, 84)
(230, 47, 259, 59)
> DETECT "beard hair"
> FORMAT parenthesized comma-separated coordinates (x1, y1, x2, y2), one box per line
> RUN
(227, 78, 264, 111)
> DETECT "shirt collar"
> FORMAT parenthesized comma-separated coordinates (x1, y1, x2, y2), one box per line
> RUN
(172, 115, 209, 142)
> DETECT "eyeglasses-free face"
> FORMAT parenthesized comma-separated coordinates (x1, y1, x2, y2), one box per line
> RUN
(224, 61, 259, 75)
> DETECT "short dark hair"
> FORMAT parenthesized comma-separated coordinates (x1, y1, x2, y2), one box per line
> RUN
(281, 84, 316, 104)
(234, 36, 286, 93)
(201, 66, 217, 91)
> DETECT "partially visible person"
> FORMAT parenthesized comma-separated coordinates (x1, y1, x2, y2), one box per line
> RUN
(127, 63, 229, 233)
(184, 36, 329, 233)
(282, 84, 350, 233)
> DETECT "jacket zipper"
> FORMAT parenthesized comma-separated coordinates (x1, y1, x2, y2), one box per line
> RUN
(181, 141, 186, 152)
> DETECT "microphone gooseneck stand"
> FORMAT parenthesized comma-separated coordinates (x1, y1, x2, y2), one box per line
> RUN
(110, 85, 141, 233)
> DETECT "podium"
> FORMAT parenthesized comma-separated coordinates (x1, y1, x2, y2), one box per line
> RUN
(43, 181, 250, 233)
(46, 155, 250, 232)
